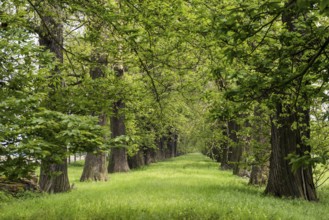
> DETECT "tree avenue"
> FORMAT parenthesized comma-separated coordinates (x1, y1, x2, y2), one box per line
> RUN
(1, 0, 329, 204)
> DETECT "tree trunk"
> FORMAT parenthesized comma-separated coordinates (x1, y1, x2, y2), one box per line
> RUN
(108, 98, 130, 172)
(173, 133, 178, 157)
(264, 1, 317, 201)
(232, 146, 244, 176)
(128, 150, 145, 169)
(80, 114, 108, 181)
(210, 145, 221, 162)
(150, 148, 158, 163)
(228, 120, 242, 175)
(220, 146, 230, 170)
(38, 5, 70, 193)
(80, 152, 108, 181)
(167, 132, 176, 158)
(108, 147, 130, 173)
(249, 165, 268, 185)
(159, 139, 166, 159)
(144, 148, 153, 165)
(108, 104, 128, 173)
(80, 48, 108, 181)
(108, 0, 130, 173)
(39, 159, 70, 193)
(107, 37, 130, 172)
(156, 136, 166, 161)
(220, 124, 231, 170)
(265, 103, 317, 200)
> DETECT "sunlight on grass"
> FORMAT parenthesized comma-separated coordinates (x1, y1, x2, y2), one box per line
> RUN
(0, 153, 329, 220)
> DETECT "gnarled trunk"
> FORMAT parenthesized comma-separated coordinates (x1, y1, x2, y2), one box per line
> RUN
(80, 152, 108, 182)
(265, 103, 317, 200)
(39, 159, 70, 193)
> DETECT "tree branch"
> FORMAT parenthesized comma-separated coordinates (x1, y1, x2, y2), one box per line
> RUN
(279, 37, 329, 87)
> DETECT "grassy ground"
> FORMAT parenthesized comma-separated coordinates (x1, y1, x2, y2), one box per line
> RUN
(0, 153, 328, 220)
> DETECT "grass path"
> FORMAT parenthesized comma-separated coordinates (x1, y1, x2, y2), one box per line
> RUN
(0, 153, 329, 220)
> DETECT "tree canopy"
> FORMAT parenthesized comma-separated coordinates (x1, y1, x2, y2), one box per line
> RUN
(1, 0, 329, 201)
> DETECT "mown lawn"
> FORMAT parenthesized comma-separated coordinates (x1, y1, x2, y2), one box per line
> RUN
(0, 153, 328, 220)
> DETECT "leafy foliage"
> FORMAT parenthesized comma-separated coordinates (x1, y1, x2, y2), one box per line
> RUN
(2, 0, 329, 199)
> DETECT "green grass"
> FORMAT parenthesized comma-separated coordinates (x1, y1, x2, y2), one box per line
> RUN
(0, 153, 329, 220)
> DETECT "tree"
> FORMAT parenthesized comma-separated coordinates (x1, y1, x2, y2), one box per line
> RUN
(0, 0, 107, 192)
(35, 1, 72, 193)
(107, 49, 130, 173)
(263, 1, 317, 201)
(211, 0, 329, 200)
(80, 14, 108, 182)
(80, 22, 109, 181)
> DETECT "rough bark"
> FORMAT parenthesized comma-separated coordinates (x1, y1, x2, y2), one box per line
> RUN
(80, 151, 108, 182)
(265, 103, 317, 200)
(108, 147, 130, 172)
(39, 159, 70, 193)
(108, 98, 130, 172)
